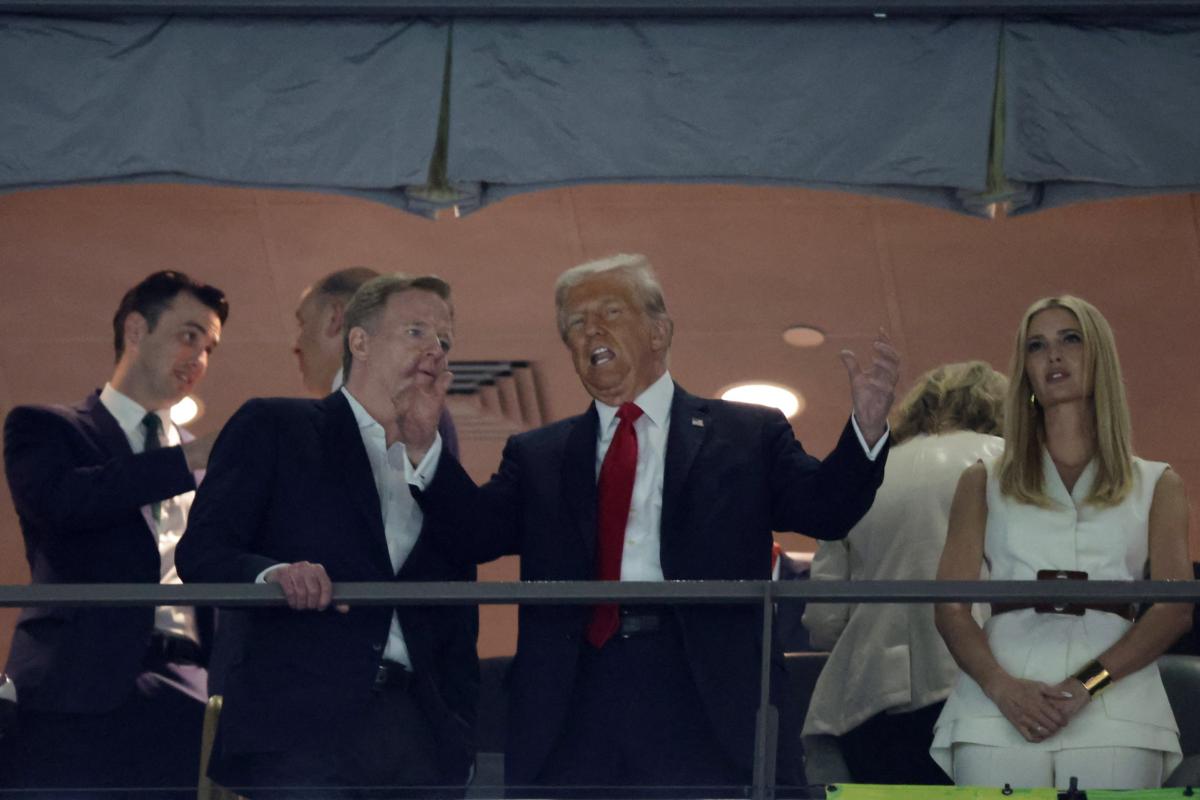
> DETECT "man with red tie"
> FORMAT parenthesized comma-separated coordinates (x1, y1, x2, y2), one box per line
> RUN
(410, 253, 899, 796)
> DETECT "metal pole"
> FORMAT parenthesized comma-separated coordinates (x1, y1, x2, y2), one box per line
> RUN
(751, 580, 779, 800)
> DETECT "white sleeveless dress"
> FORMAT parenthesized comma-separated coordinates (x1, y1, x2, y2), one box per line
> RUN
(930, 451, 1181, 779)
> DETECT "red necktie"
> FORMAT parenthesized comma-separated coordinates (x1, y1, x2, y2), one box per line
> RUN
(587, 402, 643, 649)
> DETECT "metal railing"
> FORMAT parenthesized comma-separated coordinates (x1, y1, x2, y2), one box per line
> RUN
(1, 578, 1197, 800)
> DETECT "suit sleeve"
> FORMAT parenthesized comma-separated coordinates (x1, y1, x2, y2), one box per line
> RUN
(432, 582, 481, 729)
(3, 405, 195, 533)
(414, 435, 527, 566)
(767, 414, 888, 540)
(176, 399, 281, 583)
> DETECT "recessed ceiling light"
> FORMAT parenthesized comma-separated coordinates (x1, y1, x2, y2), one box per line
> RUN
(170, 396, 202, 426)
(720, 383, 805, 418)
(783, 325, 826, 348)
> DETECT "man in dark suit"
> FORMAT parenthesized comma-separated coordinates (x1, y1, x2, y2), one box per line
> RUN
(408, 253, 900, 796)
(177, 274, 478, 795)
(204, 266, 468, 702)
(1, 270, 228, 793)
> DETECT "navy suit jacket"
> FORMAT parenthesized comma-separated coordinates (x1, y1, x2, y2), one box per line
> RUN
(3, 391, 210, 713)
(176, 392, 479, 770)
(416, 384, 888, 784)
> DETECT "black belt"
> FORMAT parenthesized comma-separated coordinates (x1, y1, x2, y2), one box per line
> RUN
(616, 606, 670, 638)
(372, 660, 414, 692)
(146, 632, 203, 666)
(991, 602, 1136, 621)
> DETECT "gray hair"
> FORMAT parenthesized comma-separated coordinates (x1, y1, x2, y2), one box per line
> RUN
(341, 274, 452, 381)
(310, 266, 381, 305)
(553, 253, 672, 343)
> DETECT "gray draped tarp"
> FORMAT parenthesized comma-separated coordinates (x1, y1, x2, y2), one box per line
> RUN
(0, 15, 448, 211)
(1, 11, 1199, 217)
(444, 17, 1002, 213)
(1002, 17, 1200, 213)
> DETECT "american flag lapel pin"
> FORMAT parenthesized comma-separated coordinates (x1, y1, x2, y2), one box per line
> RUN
(691, 417, 704, 427)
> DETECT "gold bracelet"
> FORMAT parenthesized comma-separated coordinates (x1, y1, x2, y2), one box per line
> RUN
(1072, 659, 1113, 696)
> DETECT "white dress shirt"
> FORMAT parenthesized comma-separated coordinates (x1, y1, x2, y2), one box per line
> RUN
(341, 387, 443, 669)
(593, 372, 673, 581)
(99, 383, 198, 643)
(594, 371, 887, 583)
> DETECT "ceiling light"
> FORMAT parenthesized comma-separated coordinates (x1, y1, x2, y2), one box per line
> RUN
(782, 325, 826, 348)
(170, 396, 202, 426)
(720, 383, 804, 418)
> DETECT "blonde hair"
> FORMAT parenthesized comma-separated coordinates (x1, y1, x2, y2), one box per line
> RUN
(890, 361, 1007, 445)
(553, 253, 673, 345)
(997, 295, 1133, 507)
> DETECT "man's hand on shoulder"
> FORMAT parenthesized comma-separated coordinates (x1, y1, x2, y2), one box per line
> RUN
(265, 561, 349, 613)
(839, 328, 900, 447)
(181, 431, 217, 472)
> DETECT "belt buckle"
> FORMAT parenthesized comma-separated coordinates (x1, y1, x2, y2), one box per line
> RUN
(1035, 569, 1086, 615)
(373, 662, 411, 691)
(149, 632, 178, 663)
(617, 608, 662, 638)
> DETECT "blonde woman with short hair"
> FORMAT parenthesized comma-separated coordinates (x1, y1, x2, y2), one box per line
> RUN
(803, 360, 1006, 784)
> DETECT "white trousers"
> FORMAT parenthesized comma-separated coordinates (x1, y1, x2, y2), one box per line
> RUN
(952, 744, 1164, 790)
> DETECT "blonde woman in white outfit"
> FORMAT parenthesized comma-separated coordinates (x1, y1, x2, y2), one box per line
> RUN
(803, 361, 1006, 785)
(933, 295, 1192, 790)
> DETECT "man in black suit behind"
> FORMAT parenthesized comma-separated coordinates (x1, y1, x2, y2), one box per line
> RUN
(1, 270, 228, 793)
(407, 253, 901, 796)
(177, 274, 477, 796)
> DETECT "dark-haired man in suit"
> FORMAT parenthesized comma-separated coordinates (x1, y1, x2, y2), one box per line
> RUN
(178, 274, 477, 795)
(406, 253, 900, 796)
(1, 270, 228, 793)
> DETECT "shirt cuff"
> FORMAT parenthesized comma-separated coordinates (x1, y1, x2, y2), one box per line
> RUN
(405, 432, 443, 490)
(850, 414, 889, 461)
(256, 563, 286, 584)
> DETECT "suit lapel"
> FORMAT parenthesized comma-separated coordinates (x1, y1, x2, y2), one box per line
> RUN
(82, 391, 134, 460)
(661, 385, 709, 546)
(322, 392, 391, 569)
(82, 391, 161, 537)
(562, 405, 600, 562)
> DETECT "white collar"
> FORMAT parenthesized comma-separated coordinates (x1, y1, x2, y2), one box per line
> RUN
(99, 383, 170, 441)
(340, 386, 385, 436)
(594, 370, 674, 433)
(331, 366, 345, 393)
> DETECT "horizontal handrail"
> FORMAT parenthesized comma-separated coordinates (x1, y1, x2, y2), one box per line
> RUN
(0, 579, 1197, 608)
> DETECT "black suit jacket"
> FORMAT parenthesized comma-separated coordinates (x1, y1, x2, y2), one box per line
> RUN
(416, 384, 888, 784)
(3, 391, 211, 713)
(176, 392, 479, 770)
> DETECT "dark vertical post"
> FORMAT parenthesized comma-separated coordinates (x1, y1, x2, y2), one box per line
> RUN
(752, 581, 778, 800)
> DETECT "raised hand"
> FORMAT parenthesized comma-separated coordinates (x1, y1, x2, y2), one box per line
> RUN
(839, 329, 900, 447)
(393, 367, 452, 466)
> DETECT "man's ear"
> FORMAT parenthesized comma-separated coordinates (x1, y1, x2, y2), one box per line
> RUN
(347, 325, 369, 363)
(649, 317, 672, 353)
(324, 299, 346, 339)
(124, 312, 148, 351)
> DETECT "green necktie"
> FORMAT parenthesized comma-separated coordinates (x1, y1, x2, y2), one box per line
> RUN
(141, 412, 164, 521)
